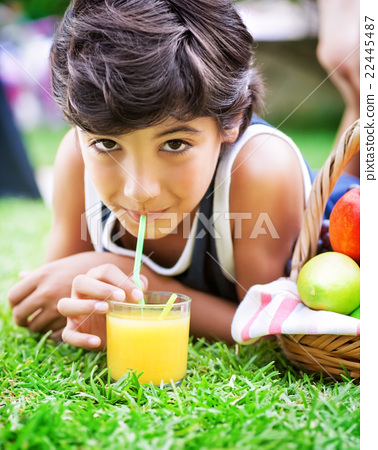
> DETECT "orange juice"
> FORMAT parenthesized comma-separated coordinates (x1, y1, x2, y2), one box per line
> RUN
(106, 292, 191, 385)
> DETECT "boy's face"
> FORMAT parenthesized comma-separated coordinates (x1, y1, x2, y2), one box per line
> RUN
(78, 117, 228, 239)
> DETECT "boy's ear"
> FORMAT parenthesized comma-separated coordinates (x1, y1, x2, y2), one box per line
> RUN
(221, 113, 244, 143)
(222, 125, 240, 143)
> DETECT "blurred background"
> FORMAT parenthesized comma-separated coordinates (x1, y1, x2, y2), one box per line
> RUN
(0, 0, 346, 206)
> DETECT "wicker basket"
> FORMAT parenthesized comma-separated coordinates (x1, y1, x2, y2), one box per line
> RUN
(277, 119, 360, 381)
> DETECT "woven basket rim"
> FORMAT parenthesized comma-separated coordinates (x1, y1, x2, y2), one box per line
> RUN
(279, 120, 360, 380)
(278, 334, 360, 380)
(289, 119, 360, 280)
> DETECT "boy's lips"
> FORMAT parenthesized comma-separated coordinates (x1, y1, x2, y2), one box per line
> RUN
(125, 209, 169, 222)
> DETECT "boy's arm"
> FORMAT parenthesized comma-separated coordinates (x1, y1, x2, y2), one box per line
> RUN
(141, 270, 237, 343)
(230, 134, 305, 300)
(45, 127, 94, 262)
(8, 128, 98, 334)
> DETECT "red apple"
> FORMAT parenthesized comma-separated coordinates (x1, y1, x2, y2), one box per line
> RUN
(329, 187, 360, 264)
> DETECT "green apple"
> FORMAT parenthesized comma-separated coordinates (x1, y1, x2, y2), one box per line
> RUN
(297, 252, 360, 314)
(350, 306, 360, 319)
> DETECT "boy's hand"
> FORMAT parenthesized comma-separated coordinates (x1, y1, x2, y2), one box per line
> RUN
(57, 264, 148, 350)
(7, 258, 83, 337)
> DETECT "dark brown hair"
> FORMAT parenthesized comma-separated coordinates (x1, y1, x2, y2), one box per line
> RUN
(50, 0, 263, 143)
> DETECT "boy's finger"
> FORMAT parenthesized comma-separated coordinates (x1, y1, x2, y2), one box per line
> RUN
(83, 265, 145, 302)
(7, 276, 37, 308)
(61, 325, 102, 349)
(50, 328, 64, 342)
(27, 310, 66, 334)
(12, 300, 43, 327)
(58, 297, 109, 317)
(12, 291, 45, 325)
(71, 274, 127, 301)
(91, 264, 149, 292)
(26, 308, 48, 332)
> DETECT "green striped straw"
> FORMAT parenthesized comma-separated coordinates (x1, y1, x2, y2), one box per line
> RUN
(158, 294, 177, 320)
(133, 215, 147, 304)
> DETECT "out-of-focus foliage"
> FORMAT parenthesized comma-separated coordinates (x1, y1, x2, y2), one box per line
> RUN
(0, 0, 307, 21)
(0, 0, 70, 20)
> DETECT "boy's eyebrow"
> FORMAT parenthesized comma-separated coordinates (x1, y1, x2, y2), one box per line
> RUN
(154, 126, 201, 139)
(77, 125, 202, 139)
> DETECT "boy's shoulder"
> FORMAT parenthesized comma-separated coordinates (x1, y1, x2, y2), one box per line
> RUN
(233, 127, 301, 186)
(229, 125, 306, 213)
(53, 127, 86, 206)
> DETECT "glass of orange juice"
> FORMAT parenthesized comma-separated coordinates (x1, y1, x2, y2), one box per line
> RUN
(106, 291, 191, 386)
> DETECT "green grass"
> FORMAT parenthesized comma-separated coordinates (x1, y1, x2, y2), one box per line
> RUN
(0, 198, 360, 449)
(21, 125, 70, 169)
(280, 126, 336, 170)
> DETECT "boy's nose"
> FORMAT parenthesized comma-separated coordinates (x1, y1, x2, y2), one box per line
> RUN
(123, 166, 161, 203)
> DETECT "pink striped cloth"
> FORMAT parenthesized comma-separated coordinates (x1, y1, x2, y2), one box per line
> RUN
(231, 278, 360, 345)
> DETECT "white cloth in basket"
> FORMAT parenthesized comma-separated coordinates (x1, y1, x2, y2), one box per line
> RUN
(231, 278, 360, 345)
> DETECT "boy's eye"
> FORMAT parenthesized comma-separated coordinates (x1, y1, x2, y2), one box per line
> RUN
(161, 140, 190, 153)
(92, 139, 120, 152)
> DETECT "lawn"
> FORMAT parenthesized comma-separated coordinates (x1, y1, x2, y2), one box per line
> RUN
(0, 194, 360, 448)
(0, 120, 360, 448)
